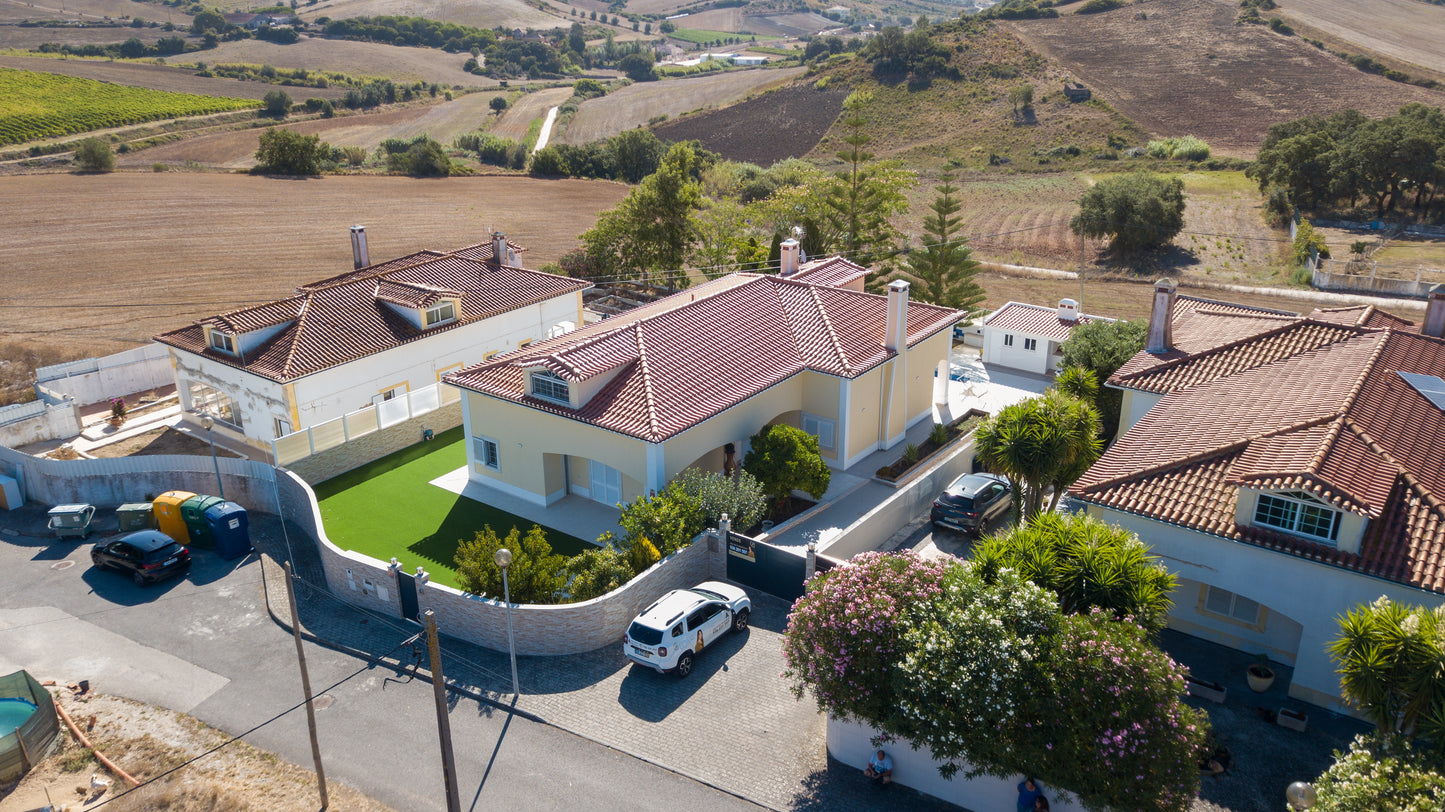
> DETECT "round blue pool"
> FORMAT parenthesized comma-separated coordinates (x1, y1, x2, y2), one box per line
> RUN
(0, 697, 38, 735)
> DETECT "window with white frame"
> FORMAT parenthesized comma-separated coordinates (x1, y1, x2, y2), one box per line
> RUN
(209, 330, 235, 354)
(1003, 334, 1014, 347)
(424, 301, 456, 326)
(1253, 490, 1342, 545)
(1024, 337, 1038, 352)
(530, 370, 569, 403)
(801, 413, 836, 450)
(1202, 586, 1261, 625)
(473, 435, 500, 470)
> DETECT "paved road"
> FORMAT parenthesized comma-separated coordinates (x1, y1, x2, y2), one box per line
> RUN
(0, 522, 762, 812)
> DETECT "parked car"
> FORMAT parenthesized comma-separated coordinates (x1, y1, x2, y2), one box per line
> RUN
(623, 581, 751, 678)
(930, 472, 1012, 536)
(90, 530, 191, 585)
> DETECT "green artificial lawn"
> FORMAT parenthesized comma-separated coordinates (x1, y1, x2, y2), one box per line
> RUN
(314, 426, 588, 589)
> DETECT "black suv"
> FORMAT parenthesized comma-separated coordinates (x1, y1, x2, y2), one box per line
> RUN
(930, 473, 1012, 536)
(91, 530, 191, 585)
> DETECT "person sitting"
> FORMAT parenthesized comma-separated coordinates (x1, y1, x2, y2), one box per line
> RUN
(1018, 777, 1045, 812)
(863, 749, 893, 786)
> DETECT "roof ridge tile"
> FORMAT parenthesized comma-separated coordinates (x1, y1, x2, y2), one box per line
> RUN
(632, 322, 662, 443)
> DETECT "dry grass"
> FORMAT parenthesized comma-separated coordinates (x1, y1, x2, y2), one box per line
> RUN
(1274, 0, 1445, 78)
(0, 0, 168, 25)
(0, 337, 89, 405)
(490, 85, 572, 143)
(0, 173, 627, 356)
(1, 691, 392, 812)
(0, 55, 347, 101)
(1007, 0, 1445, 156)
(298, 0, 560, 31)
(558, 67, 804, 145)
(161, 38, 501, 88)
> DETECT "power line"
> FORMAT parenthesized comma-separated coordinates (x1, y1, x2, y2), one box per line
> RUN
(87, 631, 422, 810)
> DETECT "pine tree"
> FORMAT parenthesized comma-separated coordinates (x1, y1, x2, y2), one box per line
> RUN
(903, 174, 985, 313)
(821, 92, 911, 288)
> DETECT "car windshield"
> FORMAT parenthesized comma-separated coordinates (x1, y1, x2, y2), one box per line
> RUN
(628, 622, 663, 646)
(690, 588, 726, 602)
(143, 542, 183, 562)
(938, 493, 975, 510)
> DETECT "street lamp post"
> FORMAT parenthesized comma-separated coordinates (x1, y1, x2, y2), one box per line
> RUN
(494, 547, 520, 697)
(200, 414, 224, 500)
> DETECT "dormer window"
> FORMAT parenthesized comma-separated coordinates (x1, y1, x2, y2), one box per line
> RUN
(209, 330, 236, 354)
(425, 301, 456, 327)
(1253, 490, 1342, 545)
(530, 370, 569, 404)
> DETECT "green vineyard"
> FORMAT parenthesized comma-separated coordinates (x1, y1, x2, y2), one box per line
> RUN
(0, 67, 260, 146)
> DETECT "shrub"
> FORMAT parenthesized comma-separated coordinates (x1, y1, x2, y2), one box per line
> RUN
(1076, 0, 1122, 12)
(73, 137, 115, 172)
(900, 443, 920, 465)
(743, 423, 831, 507)
(385, 135, 451, 177)
(262, 89, 291, 117)
(671, 468, 768, 534)
(254, 127, 331, 175)
(928, 423, 949, 446)
(338, 145, 367, 166)
(561, 547, 634, 601)
(1312, 734, 1445, 811)
(1146, 135, 1209, 161)
(1263, 186, 1293, 228)
(453, 524, 565, 604)
(624, 535, 661, 575)
(616, 483, 705, 556)
(1292, 218, 1327, 267)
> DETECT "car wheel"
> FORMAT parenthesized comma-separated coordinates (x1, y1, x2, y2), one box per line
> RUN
(131, 570, 146, 586)
(675, 651, 694, 679)
(732, 608, 749, 633)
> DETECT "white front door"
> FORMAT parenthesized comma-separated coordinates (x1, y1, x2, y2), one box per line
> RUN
(589, 461, 622, 506)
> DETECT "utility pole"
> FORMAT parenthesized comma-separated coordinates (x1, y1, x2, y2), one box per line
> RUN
(424, 610, 463, 812)
(283, 561, 329, 810)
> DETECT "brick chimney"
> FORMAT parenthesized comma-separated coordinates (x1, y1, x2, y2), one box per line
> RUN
(350, 225, 369, 270)
(1057, 298, 1079, 322)
(885, 279, 910, 352)
(780, 238, 800, 276)
(1147, 278, 1178, 354)
(1424, 283, 1445, 339)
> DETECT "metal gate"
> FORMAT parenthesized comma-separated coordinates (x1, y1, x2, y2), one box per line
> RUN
(725, 532, 809, 602)
(396, 570, 420, 621)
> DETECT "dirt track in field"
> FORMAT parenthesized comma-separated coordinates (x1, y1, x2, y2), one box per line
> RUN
(1007, 0, 1445, 156)
(1275, 0, 1445, 77)
(0, 173, 626, 354)
(558, 68, 804, 145)
(491, 86, 572, 144)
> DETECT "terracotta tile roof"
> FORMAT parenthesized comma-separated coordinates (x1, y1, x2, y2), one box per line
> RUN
(296, 240, 522, 292)
(1112, 319, 1369, 394)
(789, 256, 870, 288)
(155, 243, 588, 383)
(1074, 329, 1445, 593)
(1307, 304, 1419, 331)
(447, 274, 964, 443)
(983, 301, 1113, 342)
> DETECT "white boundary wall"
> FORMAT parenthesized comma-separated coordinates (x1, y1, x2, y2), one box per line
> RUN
(827, 716, 1085, 811)
(35, 345, 171, 406)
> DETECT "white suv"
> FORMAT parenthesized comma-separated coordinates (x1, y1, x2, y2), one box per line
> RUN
(623, 581, 751, 678)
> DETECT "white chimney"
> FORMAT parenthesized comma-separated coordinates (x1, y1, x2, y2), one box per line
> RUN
(1147, 279, 1177, 354)
(780, 238, 800, 276)
(350, 225, 369, 270)
(1057, 298, 1079, 322)
(492, 230, 508, 267)
(1424, 284, 1445, 339)
(885, 279, 910, 352)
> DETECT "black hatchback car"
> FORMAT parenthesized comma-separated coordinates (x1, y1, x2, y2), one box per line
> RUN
(930, 472, 1012, 536)
(91, 530, 191, 585)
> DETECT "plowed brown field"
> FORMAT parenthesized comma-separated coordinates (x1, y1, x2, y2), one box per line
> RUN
(161, 37, 500, 88)
(558, 68, 805, 145)
(1275, 0, 1445, 78)
(651, 81, 846, 165)
(0, 173, 626, 354)
(298, 0, 558, 32)
(1007, 0, 1445, 156)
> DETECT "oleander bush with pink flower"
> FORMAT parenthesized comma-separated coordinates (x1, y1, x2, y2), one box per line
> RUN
(783, 552, 1209, 812)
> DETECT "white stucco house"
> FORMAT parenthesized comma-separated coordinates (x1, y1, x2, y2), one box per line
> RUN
(1071, 279, 1445, 713)
(153, 229, 590, 452)
(443, 249, 962, 509)
(980, 298, 1113, 376)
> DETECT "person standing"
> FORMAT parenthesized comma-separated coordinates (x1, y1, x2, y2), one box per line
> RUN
(1017, 777, 1044, 812)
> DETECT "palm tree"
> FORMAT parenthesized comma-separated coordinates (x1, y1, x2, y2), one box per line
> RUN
(1328, 597, 1445, 750)
(973, 389, 1102, 523)
(971, 512, 1177, 632)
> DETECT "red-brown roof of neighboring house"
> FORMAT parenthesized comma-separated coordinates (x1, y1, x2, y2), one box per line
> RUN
(1308, 304, 1420, 331)
(983, 301, 1113, 342)
(790, 256, 870, 288)
(155, 243, 586, 383)
(1074, 328, 1445, 593)
(447, 274, 963, 443)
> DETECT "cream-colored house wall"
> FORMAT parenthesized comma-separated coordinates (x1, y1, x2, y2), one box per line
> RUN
(664, 376, 804, 478)
(1117, 388, 1161, 436)
(845, 367, 883, 467)
(463, 390, 648, 505)
(907, 331, 949, 419)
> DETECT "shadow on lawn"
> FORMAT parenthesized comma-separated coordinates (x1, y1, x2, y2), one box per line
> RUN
(407, 496, 590, 573)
